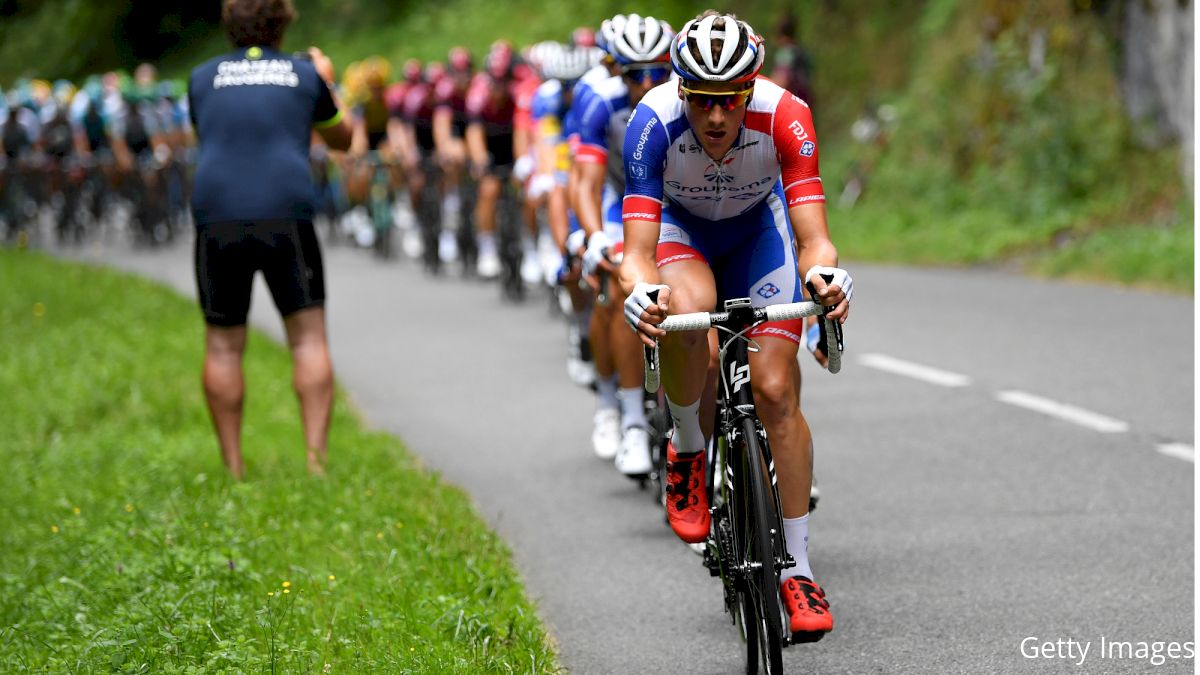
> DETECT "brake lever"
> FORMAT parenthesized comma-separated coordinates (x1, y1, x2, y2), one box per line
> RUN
(806, 273, 844, 353)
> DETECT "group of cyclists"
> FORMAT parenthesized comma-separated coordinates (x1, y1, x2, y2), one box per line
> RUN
(3, 8, 851, 647)
(0, 65, 193, 247)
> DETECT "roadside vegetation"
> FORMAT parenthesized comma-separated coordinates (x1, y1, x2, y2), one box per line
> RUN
(0, 249, 558, 673)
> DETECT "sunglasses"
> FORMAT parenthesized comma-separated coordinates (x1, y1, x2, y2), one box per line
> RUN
(621, 64, 673, 85)
(681, 85, 753, 112)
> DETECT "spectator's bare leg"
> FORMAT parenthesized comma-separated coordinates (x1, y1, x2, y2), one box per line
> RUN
(203, 325, 248, 480)
(284, 306, 334, 474)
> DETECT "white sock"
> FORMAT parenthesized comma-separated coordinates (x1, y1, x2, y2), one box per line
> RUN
(665, 396, 705, 456)
(618, 387, 647, 431)
(596, 375, 619, 411)
(574, 306, 592, 337)
(478, 232, 497, 256)
(442, 192, 460, 216)
(781, 513, 813, 581)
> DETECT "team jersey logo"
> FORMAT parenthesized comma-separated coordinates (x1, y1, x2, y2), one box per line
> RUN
(756, 282, 781, 299)
(704, 157, 737, 184)
(800, 140, 815, 157)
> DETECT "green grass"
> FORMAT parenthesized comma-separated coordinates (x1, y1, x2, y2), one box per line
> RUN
(0, 248, 558, 673)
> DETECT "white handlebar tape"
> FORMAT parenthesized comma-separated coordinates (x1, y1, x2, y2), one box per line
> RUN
(659, 313, 713, 332)
(764, 302, 823, 322)
(824, 318, 842, 375)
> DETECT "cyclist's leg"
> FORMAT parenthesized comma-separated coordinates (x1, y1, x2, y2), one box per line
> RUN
(724, 187, 812, 520)
(725, 188, 832, 635)
(474, 173, 501, 277)
(587, 213, 619, 455)
(656, 215, 719, 457)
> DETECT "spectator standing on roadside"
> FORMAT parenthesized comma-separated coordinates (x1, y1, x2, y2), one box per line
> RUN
(187, 0, 352, 479)
(770, 11, 815, 110)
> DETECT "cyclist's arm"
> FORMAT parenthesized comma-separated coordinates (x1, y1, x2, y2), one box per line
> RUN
(774, 93, 846, 320)
(572, 96, 611, 237)
(574, 160, 605, 237)
(387, 116, 409, 166)
(465, 121, 487, 170)
(432, 106, 455, 158)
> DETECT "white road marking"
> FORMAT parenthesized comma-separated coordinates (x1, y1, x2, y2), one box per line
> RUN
(859, 353, 972, 387)
(1155, 443, 1195, 462)
(995, 390, 1130, 433)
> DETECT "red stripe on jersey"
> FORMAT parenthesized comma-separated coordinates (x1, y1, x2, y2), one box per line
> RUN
(748, 320, 804, 345)
(655, 242, 708, 268)
(744, 110, 772, 135)
(622, 195, 662, 223)
(773, 92, 824, 205)
(785, 179, 826, 207)
(575, 144, 607, 164)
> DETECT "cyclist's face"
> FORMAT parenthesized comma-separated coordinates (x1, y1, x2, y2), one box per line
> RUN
(621, 64, 672, 106)
(680, 83, 751, 159)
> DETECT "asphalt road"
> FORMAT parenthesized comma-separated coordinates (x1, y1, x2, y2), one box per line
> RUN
(62, 232, 1194, 674)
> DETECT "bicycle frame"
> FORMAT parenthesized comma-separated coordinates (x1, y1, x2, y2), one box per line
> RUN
(645, 295, 840, 673)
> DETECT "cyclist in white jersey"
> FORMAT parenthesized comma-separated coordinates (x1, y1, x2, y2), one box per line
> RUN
(573, 13, 674, 475)
(618, 11, 852, 642)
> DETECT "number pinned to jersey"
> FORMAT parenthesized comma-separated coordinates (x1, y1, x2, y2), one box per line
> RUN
(800, 140, 815, 157)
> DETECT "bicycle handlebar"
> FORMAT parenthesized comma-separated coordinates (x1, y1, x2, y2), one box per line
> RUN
(643, 299, 843, 392)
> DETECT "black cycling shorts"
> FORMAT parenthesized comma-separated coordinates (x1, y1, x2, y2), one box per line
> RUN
(194, 219, 325, 327)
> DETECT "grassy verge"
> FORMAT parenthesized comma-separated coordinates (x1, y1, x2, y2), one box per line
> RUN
(0, 248, 558, 673)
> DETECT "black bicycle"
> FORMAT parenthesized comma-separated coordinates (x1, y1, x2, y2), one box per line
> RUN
(493, 165, 524, 301)
(645, 295, 842, 674)
(414, 156, 444, 274)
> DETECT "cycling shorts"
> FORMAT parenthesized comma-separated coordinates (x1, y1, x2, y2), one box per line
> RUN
(654, 182, 805, 345)
(194, 219, 326, 327)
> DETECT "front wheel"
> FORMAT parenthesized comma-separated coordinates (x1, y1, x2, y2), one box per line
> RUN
(740, 424, 785, 674)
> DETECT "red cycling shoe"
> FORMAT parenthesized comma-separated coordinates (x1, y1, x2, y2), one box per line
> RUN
(780, 576, 834, 642)
(664, 442, 710, 543)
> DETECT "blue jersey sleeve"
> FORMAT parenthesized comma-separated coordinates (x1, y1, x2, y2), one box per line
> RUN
(530, 82, 562, 122)
(576, 92, 611, 152)
(622, 102, 668, 203)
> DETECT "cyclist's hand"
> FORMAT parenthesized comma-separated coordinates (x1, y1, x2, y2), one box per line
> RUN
(582, 231, 613, 277)
(805, 265, 853, 323)
(624, 282, 670, 347)
(565, 228, 587, 259)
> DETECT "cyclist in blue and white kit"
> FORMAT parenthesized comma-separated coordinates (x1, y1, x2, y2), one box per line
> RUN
(618, 12, 852, 641)
(524, 42, 596, 286)
(573, 13, 674, 474)
(557, 17, 627, 389)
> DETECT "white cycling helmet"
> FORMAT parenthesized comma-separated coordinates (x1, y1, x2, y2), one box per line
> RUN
(541, 45, 598, 83)
(597, 14, 627, 56)
(671, 13, 765, 84)
(525, 40, 562, 76)
(609, 13, 673, 65)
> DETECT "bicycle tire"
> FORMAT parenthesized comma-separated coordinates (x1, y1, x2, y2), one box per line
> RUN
(741, 419, 785, 674)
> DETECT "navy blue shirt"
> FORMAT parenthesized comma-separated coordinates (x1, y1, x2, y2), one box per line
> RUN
(188, 46, 340, 226)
